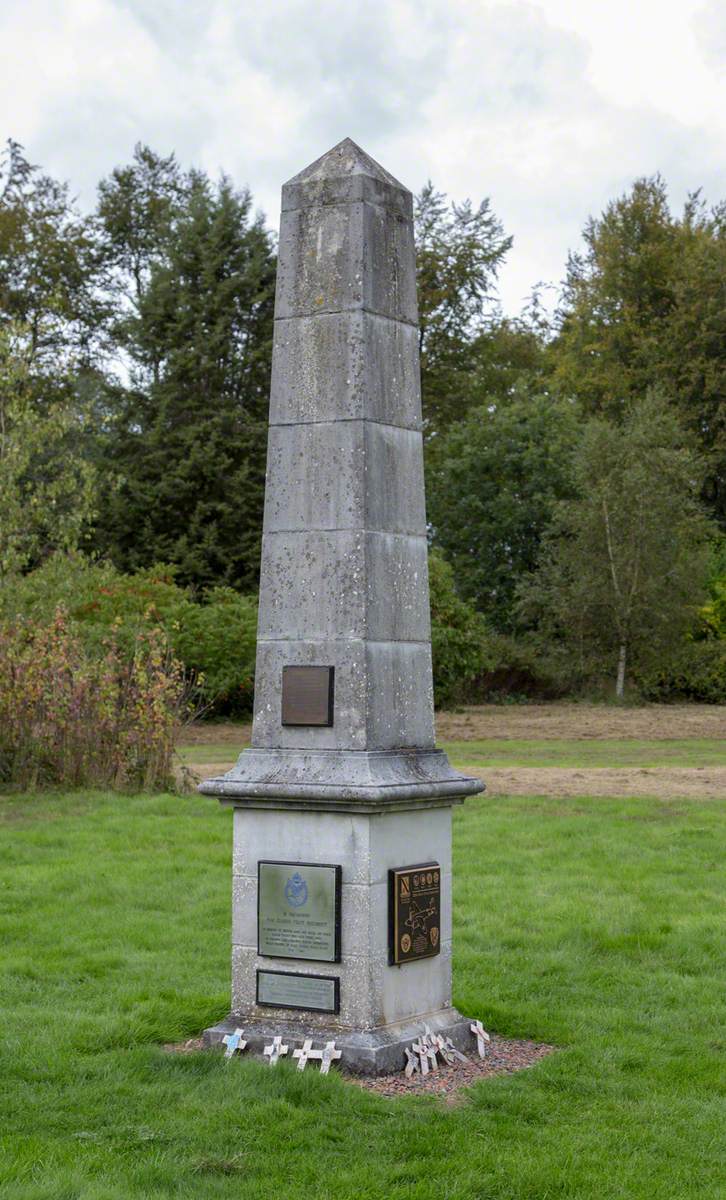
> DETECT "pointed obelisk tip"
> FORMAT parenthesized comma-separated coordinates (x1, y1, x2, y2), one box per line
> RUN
(284, 137, 409, 194)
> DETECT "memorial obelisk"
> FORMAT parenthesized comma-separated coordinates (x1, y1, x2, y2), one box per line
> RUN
(201, 138, 484, 1073)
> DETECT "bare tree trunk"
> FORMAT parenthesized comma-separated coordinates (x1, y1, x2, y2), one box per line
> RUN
(616, 642, 627, 699)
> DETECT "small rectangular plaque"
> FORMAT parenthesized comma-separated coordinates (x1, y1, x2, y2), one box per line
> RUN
(258, 861, 341, 962)
(256, 969, 340, 1014)
(389, 862, 441, 965)
(281, 665, 334, 727)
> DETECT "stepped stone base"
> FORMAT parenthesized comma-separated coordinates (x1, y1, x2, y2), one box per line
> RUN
(198, 747, 483, 811)
(203, 1007, 475, 1076)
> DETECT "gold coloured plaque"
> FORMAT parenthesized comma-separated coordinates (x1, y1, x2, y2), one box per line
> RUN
(389, 862, 441, 965)
(258, 861, 341, 962)
(281, 665, 334, 726)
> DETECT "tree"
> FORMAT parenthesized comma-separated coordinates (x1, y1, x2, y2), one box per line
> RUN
(426, 388, 579, 630)
(95, 143, 183, 374)
(0, 324, 95, 575)
(659, 197, 726, 523)
(0, 139, 102, 397)
(553, 176, 726, 526)
(517, 394, 713, 697)
(414, 183, 513, 430)
(91, 153, 276, 590)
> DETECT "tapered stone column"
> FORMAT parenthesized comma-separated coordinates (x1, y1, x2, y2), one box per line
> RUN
(200, 139, 484, 1073)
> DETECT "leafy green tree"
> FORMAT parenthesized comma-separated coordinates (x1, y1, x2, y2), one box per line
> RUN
(0, 325, 96, 575)
(92, 153, 276, 590)
(553, 176, 726, 525)
(428, 548, 489, 707)
(659, 198, 726, 522)
(554, 176, 677, 415)
(414, 183, 514, 429)
(518, 394, 713, 697)
(0, 140, 101, 395)
(427, 388, 579, 629)
(95, 144, 183, 375)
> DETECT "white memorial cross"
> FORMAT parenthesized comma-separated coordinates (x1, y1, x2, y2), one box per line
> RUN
(263, 1036, 289, 1066)
(222, 1028, 247, 1059)
(292, 1039, 314, 1071)
(318, 1042, 342, 1075)
(470, 1020, 491, 1059)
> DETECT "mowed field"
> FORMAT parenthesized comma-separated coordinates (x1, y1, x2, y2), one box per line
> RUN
(180, 703, 726, 799)
(1, 704, 725, 1199)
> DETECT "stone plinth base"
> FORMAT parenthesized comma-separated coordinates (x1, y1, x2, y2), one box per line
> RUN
(203, 1007, 474, 1076)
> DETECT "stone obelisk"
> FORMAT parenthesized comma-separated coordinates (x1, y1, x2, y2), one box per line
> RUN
(201, 138, 484, 1073)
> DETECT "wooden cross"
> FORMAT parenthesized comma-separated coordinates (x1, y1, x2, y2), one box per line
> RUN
(432, 1034, 468, 1065)
(292, 1039, 314, 1071)
(433, 1033, 455, 1065)
(404, 1046, 420, 1077)
(222, 1028, 247, 1059)
(423, 1039, 439, 1072)
(318, 1041, 342, 1075)
(470, 1020, 491, 1059)
(411, 1038, 430, 1075)
(440, 1035, 468, 1065)
(420, 1026, 439, 1072)
(263, 1035, 289, 1066)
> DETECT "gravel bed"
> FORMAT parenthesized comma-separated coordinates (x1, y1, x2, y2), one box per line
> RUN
(348, 1035, 555, 1101)
(164, 1033, 556, 1102)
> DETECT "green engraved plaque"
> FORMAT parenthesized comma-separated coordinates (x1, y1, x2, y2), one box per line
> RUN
(258, 861, 341, 962)
(256, 969, 340, 1013)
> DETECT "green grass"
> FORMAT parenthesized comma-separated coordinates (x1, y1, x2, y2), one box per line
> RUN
(178, 736, 726, 769)
(445, 737, 726, 769)
(1, 790, 724, 1199)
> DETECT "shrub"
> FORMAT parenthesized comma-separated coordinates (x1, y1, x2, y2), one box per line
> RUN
(0, 554, 258, 715)
(172, 587, 257, 715)
(471, 632, 567, 701)
(633, 640, 726, 703)
(0, 610, 189, 791)
(429, 550, 489, 707)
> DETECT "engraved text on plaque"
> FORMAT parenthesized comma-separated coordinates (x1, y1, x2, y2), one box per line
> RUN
(258, 861, 341, 962)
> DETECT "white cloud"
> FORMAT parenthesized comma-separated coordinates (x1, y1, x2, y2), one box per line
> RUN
(1, 0, 724, 311)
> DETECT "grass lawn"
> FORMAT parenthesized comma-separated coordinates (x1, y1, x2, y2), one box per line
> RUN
(177, 736, 726, 770)
(446, 738, 726, 770)
(1, 788, 724, 1199)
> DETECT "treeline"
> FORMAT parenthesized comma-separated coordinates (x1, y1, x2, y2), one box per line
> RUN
(1, 139, 725, 715)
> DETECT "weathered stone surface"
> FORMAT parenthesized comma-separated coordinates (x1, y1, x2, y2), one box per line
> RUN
(202, 747, 473, 806)
(257, 530, 430, 643)
(261, 421, 425, 536)
(269, 312, 422, 430)
(281, 138, 412, 218)
(225, 800, 454, 1031)
(201, 140, 484, 1073)
(204, 1010, 474, 1076)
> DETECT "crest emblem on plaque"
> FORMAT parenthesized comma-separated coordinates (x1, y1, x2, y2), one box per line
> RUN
(389, 863, 442, 965)
(284, 872, 308, 908)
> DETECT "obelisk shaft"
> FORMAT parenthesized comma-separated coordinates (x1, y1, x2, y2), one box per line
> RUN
(251, 138, 435, 754)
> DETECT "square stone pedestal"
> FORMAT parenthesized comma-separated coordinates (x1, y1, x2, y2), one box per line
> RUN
(203, 798, 473, 1074)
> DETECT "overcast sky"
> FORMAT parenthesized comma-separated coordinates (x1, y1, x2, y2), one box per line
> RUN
(3, 0, 725, 313)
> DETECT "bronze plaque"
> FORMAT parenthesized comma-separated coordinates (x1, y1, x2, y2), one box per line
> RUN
(389, 862, 441, 965)
(281, 665, 334, 727)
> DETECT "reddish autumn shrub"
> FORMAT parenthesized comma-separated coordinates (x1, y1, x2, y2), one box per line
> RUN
(0, 609, 189, 791)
